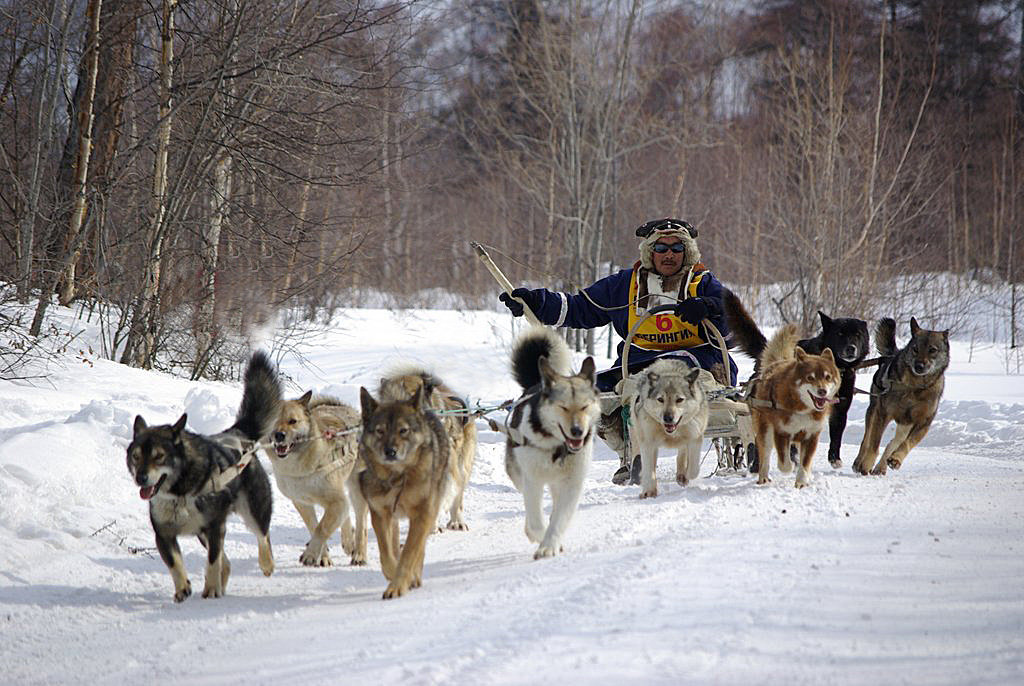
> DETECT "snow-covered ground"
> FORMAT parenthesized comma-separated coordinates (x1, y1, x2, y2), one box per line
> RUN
(1, 305, 1022, 685)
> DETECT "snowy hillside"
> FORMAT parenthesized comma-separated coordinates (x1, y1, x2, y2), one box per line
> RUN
(1, 303, 1023, 685)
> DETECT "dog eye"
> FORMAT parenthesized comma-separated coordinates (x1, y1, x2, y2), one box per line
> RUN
(288, 418, 297, 425)
(655, 396, 665, 404)
(398, 427, 409, 436)
(928, 347, 937, 355)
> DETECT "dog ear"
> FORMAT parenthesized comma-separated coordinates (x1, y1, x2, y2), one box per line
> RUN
(537, 355, 558, 387)
(578, 356, 596, 384)
(820, 347, 835, 363)
(410, 384, 426, 411)
(818, 311, 832, 329)
(133, 415, 147, 436)
(646, 371, 659, 386)
(910, 317, 921, 336)
(298, 390, 313, 408)
(172, 413, 187, 435)
(794, 347, 808, 360)
(686, 367, 701, 385)
(359, 387, 377, 423)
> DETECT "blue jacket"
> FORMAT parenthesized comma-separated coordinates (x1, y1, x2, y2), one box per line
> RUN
(521, 264, 736, 390)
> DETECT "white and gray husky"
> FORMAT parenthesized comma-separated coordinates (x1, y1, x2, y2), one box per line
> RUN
(624, 358, 709, 498)
(503, 327, 599, 559)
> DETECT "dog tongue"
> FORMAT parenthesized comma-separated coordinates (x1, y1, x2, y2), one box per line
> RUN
(139, 486, 156, 500)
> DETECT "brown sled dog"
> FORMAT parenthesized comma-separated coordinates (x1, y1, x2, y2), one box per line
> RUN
(358, 386, 450, 599)
(852, 317, 949, 476)
(265, 391, 363, 566)
(749, 325, 841, 488)
(378, 368, 476, 530)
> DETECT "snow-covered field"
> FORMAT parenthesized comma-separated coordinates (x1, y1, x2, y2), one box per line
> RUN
(1, 305, 1022, 685)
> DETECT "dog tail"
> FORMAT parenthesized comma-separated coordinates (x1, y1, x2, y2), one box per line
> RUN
(723, 289, 767, 361)
(760, 323, 799, 370)
(232, 351, 283, 441)
(510, 326, 572, 390)
(875, 317, 897, 357)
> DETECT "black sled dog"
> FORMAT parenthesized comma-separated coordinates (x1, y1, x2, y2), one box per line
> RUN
(724, 291, 869, 469)
(126, 351, 282, 602)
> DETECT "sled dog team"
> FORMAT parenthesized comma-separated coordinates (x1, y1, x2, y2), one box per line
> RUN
(126, 301, 949, 602)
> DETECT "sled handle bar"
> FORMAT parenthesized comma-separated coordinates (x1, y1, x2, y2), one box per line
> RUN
(470, 241, 542, 326)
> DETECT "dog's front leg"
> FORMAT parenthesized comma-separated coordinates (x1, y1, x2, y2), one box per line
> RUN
(852, 406, 887, 475)
(535, 472, 584, 559)
(875, 422, 917, 474)
(775, 434, 793, 473)
(383, 505, 435, 599)
(347, 470, 368, 565)
(301, 499, 348, 567)
(369, 506, 398, 581)
(639, 443, 658, 499)
(827, 374, 855, 468)
(154, 531, 191, 602)
(520, 475, 546, 543)
(200, 524, 228, 599)
(293, 501, 332, 566)
(754, 423, 772, 485)
(675, 438, 702, 486)
(881, 421, 931, 472)
(795, 434, 820, 488)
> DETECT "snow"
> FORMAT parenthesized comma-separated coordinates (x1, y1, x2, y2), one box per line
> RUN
(1, 304, 1023, 685)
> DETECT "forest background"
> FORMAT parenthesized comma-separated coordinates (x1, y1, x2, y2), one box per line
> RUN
(2, 0, 1022, 379)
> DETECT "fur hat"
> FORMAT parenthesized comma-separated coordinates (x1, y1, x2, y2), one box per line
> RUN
(636, 218, 701, 272)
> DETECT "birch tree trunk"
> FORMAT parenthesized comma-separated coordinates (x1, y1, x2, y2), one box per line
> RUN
(29, 0, 100, 334)
(121, 0, 176, 367)
(56, 0, 103, 306)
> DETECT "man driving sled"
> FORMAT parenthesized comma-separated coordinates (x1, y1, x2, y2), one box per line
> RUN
(499, 218, 736, 484)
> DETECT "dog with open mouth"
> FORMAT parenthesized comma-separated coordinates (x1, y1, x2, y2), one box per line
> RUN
(264, 391, 364, 566)
(502, 326, 600, 559)
(746, 324, 841, 488)
(126, 351, 280, 602)
(622, 358, 709, 499)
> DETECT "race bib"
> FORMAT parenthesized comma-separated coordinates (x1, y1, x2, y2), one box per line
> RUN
(627, 271, 705, 351)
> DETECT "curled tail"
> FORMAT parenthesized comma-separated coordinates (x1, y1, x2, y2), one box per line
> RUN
(232, 351, 283, 441)
(760, 323, 799, 371)
(875, 317, 897, 357)
(723, 290, 768, 361)
(510, 326, 572, 390)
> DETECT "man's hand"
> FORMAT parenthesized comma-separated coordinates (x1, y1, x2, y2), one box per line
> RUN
(673, 297, 711, 324)
(499, 288, 542, 318)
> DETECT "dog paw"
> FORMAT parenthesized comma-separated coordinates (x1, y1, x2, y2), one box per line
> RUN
(794, 479, 808, 489)
(828, 457, 842, 469)
(675, 474, 690, 487)
(299, 544, 332, 567)
(446, 520, 469, 531)
(870, 463, 887, 476)
(533, 544, 559, 559)
(887, 457, 902, 470)
(756, 476, 771, 485)
(201, 583, 224, 599)
(639, 487, 658, 499)
(382, 581, 410, 599)
(173, 581, 192, 603)
(349, 554, 367, 566)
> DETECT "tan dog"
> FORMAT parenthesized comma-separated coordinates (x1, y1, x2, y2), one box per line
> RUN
(358, 386, 450, 599)
(852, 317, 949, 475)
(378, 368, 476, 530)
(265, 391, 363, 566)
(749, 324, 840, 488)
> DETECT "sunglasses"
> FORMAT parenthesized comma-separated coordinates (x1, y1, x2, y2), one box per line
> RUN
(651, 243, 687, 254)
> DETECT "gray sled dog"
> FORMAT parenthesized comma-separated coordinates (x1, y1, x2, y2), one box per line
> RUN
(265, 391, 364, 566)
(503, 327, 599, 559)
(358, 386, 450, 599)
(623, 359, 709, 499)
(378, 368, 477, 531)
(852, 317, 949, 476)
(126, 351, 281, 602)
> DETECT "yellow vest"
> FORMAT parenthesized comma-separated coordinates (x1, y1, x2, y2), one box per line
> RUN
(627, 269, 705, 351)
